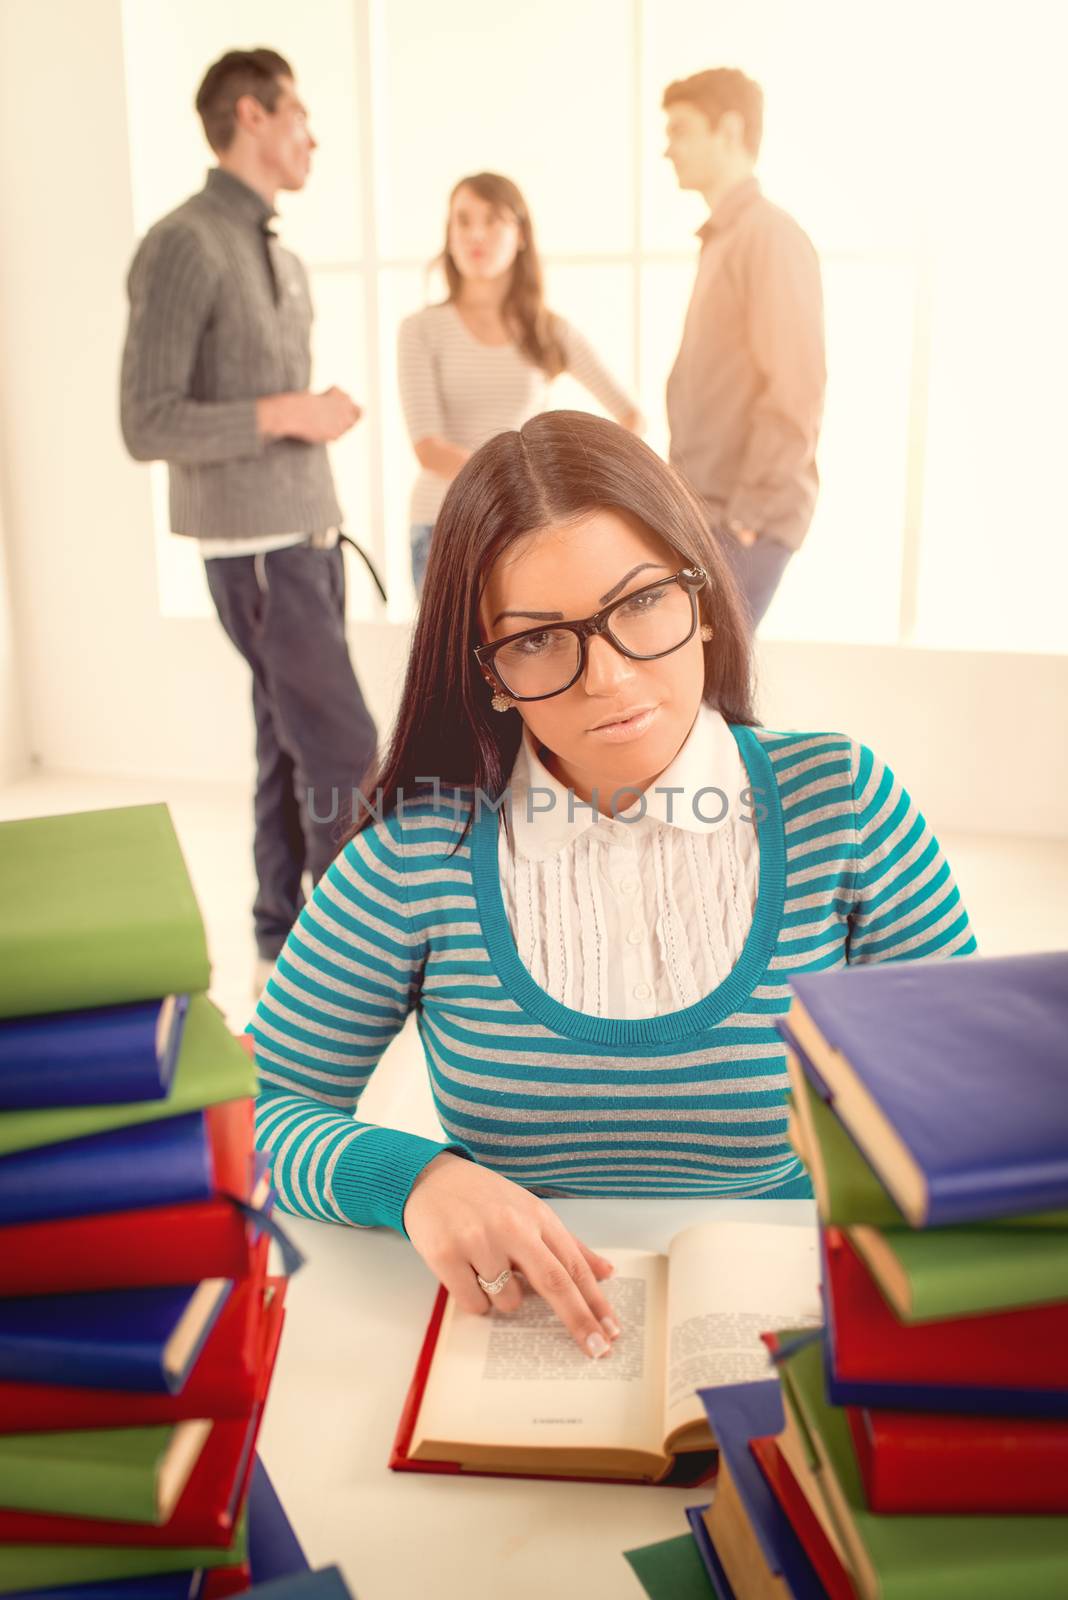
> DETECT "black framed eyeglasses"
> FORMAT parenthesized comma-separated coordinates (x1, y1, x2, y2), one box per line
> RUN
(474, 567, 708, 703)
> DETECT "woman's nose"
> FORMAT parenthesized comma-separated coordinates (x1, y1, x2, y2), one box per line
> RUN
(583, 633, 636, 694)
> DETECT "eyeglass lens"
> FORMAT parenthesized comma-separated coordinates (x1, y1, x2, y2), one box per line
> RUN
(493, 582, 695, 699)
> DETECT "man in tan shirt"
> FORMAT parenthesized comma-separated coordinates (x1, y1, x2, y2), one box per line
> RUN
(663, 69, 826, 628)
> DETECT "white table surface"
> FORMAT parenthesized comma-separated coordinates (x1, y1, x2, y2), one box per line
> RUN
(258, 1198, 816, 1600)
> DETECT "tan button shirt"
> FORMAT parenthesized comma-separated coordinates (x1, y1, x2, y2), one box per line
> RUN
(667, 178, 826, 552)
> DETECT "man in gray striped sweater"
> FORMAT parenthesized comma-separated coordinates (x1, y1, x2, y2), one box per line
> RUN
(121, 48, 377, 990)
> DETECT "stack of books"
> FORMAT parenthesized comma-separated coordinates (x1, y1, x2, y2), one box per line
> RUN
(635, 951, 1068, 1600)
(0, 804, 288, 1598)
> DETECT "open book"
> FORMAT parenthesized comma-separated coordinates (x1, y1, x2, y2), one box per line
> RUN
(391, 1220, 820, 1485)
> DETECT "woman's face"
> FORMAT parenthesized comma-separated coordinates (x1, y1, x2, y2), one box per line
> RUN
(447, 186, 523, 282)
(478, 509, 707, 808)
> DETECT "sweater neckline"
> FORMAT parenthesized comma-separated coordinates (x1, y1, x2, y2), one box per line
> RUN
(470, 723, 785, 1045)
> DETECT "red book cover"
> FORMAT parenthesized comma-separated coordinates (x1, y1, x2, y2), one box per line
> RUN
(0, 1279, 286, 1547)
(825, 1227, 1068, 1388)
(0, 1099, 269, 1297)
(847, 1404, 1068, 1513)
(749, 1434, 857, 1600)
(0, 1237, 269, 1432)
(203, 1566, 251, 1598)
(390, 1285, 716, 1488)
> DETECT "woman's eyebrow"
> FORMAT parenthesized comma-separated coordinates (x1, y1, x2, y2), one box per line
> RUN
(491, 564, 669, 628)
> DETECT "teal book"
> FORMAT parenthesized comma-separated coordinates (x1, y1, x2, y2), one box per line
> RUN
(0, 804, 210, 1020)
(0, 995, 255, 1158)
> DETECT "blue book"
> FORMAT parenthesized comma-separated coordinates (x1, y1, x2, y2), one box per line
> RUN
(0, 995, 189, 1109)
(785, 952, 1068, 1225)
(0, 1279, 231, 1392)
(696, 1380, 826, 1600)
(0, 1110, 214, 1227)
(686, 1505, 733, 1600)
(6, 1577, 200, 1600)
(248, 1456, 310, 1582)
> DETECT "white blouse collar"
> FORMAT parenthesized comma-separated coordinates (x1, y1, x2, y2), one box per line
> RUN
(506, 702, 745, 862)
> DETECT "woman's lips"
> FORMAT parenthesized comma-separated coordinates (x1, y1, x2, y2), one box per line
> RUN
(587, 706, 659, 743)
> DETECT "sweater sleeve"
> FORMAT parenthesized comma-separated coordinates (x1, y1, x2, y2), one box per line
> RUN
(248, 814, 467, 1236)
(397, 311, 446, 444)
(556, 318, 638, 421)
(847, 742, 978, 965)
(120, 223, 265, 466)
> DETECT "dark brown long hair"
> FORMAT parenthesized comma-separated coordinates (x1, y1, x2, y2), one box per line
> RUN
(441, 172, 566, 378)
(348, 412, 758, 848)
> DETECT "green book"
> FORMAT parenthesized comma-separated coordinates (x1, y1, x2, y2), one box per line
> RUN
(0, 1420, 211, 1523)
(0, 993, 255, 1157)
(777, 1330, 1068, 1600)
(624, 1532, 716, 1599)
(849, 1222, 1068, 1321)
(788, 1068, 1068, 1231)
(0, 803, 211, 1019)
(0, 1512, 247, 1592)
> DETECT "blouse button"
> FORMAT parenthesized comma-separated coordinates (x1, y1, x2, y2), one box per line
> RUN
(633, 982, 652, 1001)
(627, 927, 644, 945)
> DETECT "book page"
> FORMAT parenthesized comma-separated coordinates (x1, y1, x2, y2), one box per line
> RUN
(662, 1221, 821, 1445)
(412, 1250, 667, 1456)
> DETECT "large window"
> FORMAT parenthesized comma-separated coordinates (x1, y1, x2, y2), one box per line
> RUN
(121, 0, 1068, 653)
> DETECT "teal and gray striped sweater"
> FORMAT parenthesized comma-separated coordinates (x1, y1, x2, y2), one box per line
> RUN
(249, 727, 977, 1234)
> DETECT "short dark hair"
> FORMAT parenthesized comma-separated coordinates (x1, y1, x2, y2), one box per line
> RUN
(662, 68, 764, 159)
(195, 48, 293, 153)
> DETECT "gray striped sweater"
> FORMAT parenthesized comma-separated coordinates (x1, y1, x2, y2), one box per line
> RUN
(120, 167, 341, 540)
(249, 726, 977, 1233)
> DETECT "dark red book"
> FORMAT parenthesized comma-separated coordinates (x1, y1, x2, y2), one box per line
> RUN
(749, 1434, 857, 1600)
(0, 1236, 269, 1432)
(0, 1099, 271, 1297)
(825, 1227, 1068, 1389)
(0, 1279, 285, 1546)
(204, 1567, 251, 1598)
(847, 1404, 1068, 1513)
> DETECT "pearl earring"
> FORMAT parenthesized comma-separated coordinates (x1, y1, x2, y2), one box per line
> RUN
(491, 691, 515, 713)
(700, 624, 713, 642)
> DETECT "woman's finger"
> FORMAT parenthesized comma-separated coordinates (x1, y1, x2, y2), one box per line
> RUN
(578, 1241, 616, 1282)
(543, 1224, 621, 1338)
(516, 1236, 616, 1359)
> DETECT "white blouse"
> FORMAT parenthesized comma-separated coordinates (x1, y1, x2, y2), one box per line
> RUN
(497, 705, 760, 1019)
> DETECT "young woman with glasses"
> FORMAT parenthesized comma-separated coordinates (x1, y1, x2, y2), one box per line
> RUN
(249, 413, 976, 1361)
(398, 172, 642, 596)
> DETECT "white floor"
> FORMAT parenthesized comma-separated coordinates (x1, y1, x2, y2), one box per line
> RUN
(3, 768, 1067, 1147)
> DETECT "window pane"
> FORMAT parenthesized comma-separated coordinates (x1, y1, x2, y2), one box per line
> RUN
(541, 264, 637, 420)
(376, 0, 634, 259)
(120, 0, 362, 264)
(641, 259, 912, 644)
(640, 0, 928, 256)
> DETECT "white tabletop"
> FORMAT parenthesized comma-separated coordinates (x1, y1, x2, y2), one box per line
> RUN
(258, 1197, 816, 1600)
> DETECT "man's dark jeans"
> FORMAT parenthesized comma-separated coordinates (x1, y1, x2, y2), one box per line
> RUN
(205, 541, 377, 960)
(717, 530, 794, 630)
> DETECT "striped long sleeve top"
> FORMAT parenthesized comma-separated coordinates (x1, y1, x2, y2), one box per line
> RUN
(397, 303, 638, 525)
(249, 726, 977, 1234)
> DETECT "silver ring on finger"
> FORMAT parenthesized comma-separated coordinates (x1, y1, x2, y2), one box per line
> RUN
(475, 1267, 513, 1296)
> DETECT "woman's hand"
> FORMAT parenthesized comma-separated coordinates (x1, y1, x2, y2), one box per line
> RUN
(403, 1152, 621, 1359)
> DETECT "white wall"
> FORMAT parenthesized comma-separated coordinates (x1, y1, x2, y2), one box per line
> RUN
(0, 0, 1065, 838)
(0, 470, 27, 785)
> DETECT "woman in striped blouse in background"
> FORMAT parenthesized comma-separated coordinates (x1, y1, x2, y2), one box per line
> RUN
(398, 172, 642, 595)
(249, 412, 976, 1361)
